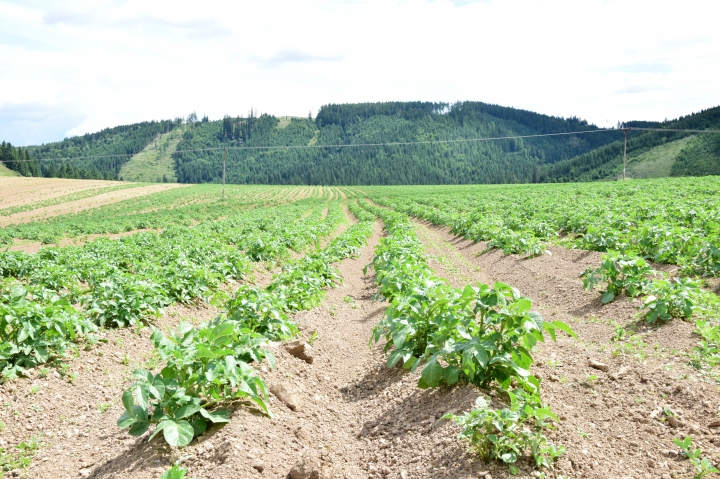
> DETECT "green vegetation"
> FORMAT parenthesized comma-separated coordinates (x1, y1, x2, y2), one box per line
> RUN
(359, 200, 573, 472)
(119, 127, 184, 182)
(6, 102, 720, 185)
(673, 436, 719, 478)
(621, 135, 695, 179)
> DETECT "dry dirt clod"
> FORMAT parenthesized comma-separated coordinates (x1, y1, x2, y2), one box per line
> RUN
(286, 340, 315, 364)
(252, 462, 265, 473)
(289, 451, 332, 479)
(666, 416, 683, 428)
(269, 381, 302, 411)
(708, 419, 720, 428)
(295, 426, 311, 444)
(588, 358, 609, 372)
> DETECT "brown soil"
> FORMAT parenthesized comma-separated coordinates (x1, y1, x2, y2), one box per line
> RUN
(0, 178, 120, 210)
(2, 214, 718, 479)
(412, 220, 720, 479)
(0, 183, 187, 227)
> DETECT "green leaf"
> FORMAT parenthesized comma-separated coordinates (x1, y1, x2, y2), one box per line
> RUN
(190, 419, 207, 436)
(550, 320, 577, 339)
(601, 291, 615, 304)
(128, 420, 150, 436)
(199, 408, 230, 423)
(419, 356, 444, 389)
(117, 410, 135, 428)
(174, 404, 201, 419)
(443, 365, 460, 385)
(161, 465, 188, 479)
(121, 390, 134, 414)
(160, 419, 195, 447)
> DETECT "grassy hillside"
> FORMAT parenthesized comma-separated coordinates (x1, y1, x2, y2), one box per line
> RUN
(540, 106, 720, 182)
(119, 127, 183, 182)
(0, 162, 21, 177)
(606, 136, 695, 180)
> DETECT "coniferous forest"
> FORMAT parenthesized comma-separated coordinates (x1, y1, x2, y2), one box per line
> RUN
(3, 101, 719, 184)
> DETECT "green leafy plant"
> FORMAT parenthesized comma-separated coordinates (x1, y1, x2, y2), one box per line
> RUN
(84, 274, 168, 327)
(673, 436, 719, 478)
(117, 320, 271, 447)
(582, 252, 656, 304)
(0, 284, 97, 379)
(443, 392, 565, 473)
(0, 435, 41, 476)
(225, 286, 297, 340)
(161, 465, 193, 479)
(642, 278, 702, 323)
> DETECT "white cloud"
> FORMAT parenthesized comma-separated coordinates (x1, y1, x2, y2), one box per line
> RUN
(0, 0, 718, 144)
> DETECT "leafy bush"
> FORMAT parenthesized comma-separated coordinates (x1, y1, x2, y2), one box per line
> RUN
(225, 286, 297, 340)
(443, 392, 565, 474)
(582, 252, 656, 303)
(0, 284, 97, 379)
(642, 278, 702, 323)
(84, 274, 169, 327)
(117, 320, 271, 447)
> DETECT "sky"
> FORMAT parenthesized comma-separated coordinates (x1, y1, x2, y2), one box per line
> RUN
(0, 0, 718, 146)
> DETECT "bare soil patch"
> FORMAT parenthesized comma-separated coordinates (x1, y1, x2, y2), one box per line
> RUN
(0, 183, 187, 227)
(0, 177, 120, 210)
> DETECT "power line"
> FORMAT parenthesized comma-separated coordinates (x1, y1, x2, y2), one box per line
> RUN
(5, 126, 720, 164)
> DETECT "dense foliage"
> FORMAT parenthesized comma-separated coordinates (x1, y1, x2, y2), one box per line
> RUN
(5, 102, 719, 185)
(2, 119, 181, 180)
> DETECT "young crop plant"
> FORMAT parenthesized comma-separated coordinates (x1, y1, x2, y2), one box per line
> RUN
(363, 201, 575, 392)
(443, 392, 565, 474)
(0, 283, 97, 379)
(673, 436, 719, 478)
(581, 252, 656, 303)
(225, 286, 298, 340)
(487, 230, 547, 258)
(84, 274, 169, 327)
(642, 277, 704, 323)
(117, 320, 272, 447)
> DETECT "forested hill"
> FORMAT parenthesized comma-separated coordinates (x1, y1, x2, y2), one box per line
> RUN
(173, 101, 621, 184)
(538, 106, 720, 182)
(1, 119, 182, 180)
(3, 101, 719, 184)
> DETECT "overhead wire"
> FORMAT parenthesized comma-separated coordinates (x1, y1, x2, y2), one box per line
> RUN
(5, 126, 720, 164)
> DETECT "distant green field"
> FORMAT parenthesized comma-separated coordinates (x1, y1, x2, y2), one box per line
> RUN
(605, 135, 695, 180)
(119, 127, 183, 182)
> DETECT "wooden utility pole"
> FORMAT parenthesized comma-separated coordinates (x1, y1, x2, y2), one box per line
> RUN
(622, 128, 628, 180)
(222, 147, 227, 200)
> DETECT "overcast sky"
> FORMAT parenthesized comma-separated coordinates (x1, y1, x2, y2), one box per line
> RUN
(1, 0, 718, 145)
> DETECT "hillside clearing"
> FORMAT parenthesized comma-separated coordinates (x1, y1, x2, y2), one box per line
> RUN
(119, 127, 184, 182)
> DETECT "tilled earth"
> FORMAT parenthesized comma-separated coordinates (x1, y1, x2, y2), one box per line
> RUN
(1, 218, 719, 479)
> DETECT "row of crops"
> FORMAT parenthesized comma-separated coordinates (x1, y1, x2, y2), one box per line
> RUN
(0, 198, 347, 379)
(357, 199, 574, 472)
(366, 177, 720, 371)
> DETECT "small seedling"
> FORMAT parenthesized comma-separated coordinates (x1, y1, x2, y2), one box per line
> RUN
(307, 331, 319, 345)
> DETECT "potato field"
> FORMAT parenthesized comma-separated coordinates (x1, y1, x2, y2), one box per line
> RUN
(0, 176, 719, 479)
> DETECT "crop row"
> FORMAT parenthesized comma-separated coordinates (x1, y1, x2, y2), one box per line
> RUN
(0, 184, 294, 244)
(117, 207, 376, 446)
(357, 199, 574, 472)
(0, 200, 342, 379)
(366, 177, 720, 277)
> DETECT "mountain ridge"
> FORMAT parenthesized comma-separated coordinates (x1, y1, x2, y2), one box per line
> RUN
(2, 102, 719, 184)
